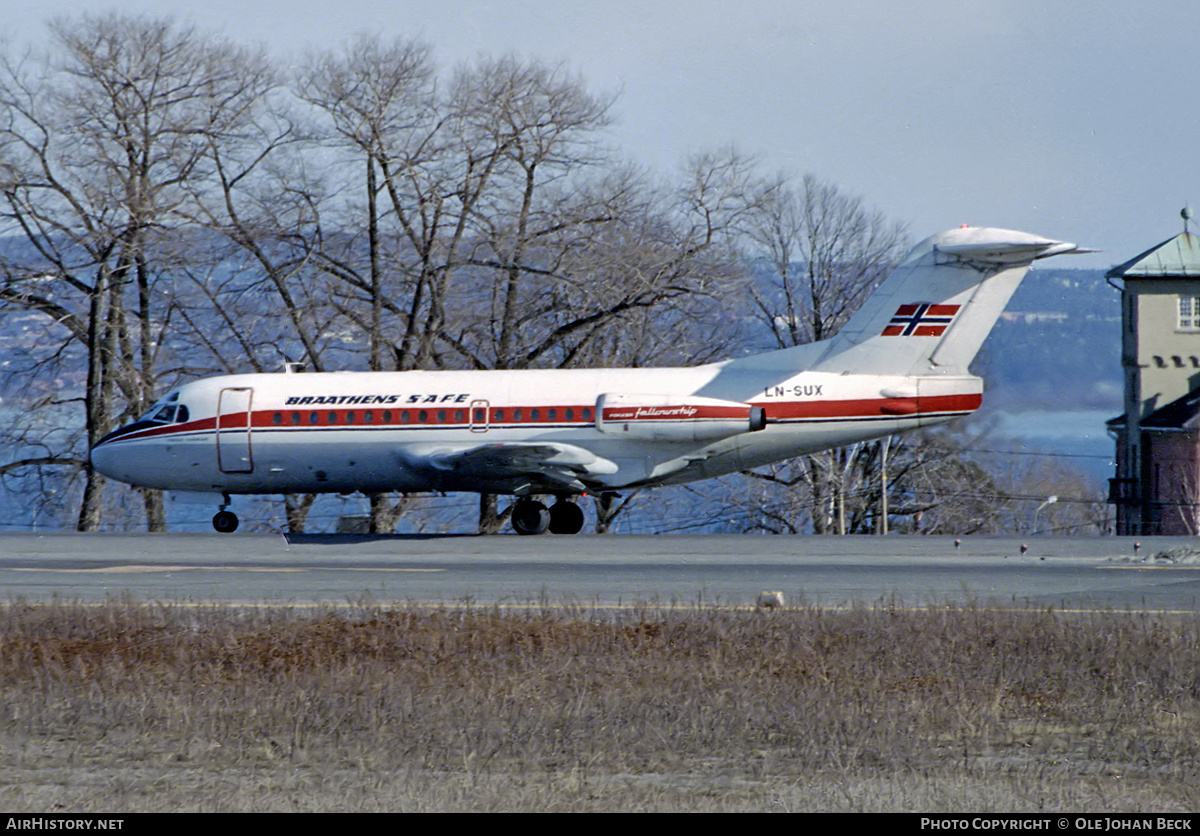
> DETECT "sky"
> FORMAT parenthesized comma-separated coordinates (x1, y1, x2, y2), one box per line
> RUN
(4, 0, 1198, 269)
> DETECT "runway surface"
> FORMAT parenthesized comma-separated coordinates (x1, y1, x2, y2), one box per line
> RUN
(2, 532, 1200, 611)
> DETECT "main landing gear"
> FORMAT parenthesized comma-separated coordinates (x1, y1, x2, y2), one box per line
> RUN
(208, 494, 587, 535)
(212, 494, 238, 533)
(510, 497, 585, 536)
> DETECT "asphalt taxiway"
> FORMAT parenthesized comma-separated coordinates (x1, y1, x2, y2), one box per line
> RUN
(1, 533, 1198, 611)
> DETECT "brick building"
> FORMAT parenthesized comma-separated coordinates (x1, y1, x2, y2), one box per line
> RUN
(1108, 218, 1200, 534)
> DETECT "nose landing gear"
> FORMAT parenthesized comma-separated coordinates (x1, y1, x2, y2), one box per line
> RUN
(212, 494, 238, 533)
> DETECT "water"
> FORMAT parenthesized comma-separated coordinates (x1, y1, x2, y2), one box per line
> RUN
(978, 408, 1116, 484)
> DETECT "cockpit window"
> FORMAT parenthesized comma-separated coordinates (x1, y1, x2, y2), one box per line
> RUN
(150, 405, 177, 423)
(140, 396, 189, 425)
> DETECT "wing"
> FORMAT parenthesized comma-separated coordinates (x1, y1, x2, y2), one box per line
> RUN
(400, 441, 619, 494)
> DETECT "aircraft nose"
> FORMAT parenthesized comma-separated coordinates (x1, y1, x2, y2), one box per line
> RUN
(89, 437, 120, 480)
(89, 422, 146, 483)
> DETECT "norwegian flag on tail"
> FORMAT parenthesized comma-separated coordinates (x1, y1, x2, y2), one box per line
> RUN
(882, 303, 960, 337)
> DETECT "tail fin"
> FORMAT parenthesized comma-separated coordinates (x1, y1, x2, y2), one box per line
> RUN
(808, 226, 1081, 377)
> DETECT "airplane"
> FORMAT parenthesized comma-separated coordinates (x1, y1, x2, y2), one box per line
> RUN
(89, 225, 1083, 534)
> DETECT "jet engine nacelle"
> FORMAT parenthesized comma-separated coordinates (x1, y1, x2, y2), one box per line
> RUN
(595, 393, 766, 442)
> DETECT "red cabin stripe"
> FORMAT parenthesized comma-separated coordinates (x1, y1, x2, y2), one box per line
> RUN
(102, 393, 981, 446)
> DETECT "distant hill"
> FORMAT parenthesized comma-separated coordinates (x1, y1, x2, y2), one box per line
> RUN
(974, 268, 1121, 412)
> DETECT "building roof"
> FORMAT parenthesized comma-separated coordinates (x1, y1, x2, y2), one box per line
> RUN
(1107, 231, 1200, 279)
(1139, 388, 1200, 431)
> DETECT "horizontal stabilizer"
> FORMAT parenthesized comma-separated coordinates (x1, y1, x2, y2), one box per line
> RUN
(934, 227, 1083, 264)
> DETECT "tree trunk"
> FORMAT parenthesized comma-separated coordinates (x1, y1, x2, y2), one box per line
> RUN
(478, 493, 507, 534)
(141, 488, 166, 532)
(285, 493, 317, 533)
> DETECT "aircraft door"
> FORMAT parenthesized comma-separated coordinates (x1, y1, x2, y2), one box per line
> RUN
(470, 399, 490, 433)
(217, 387, 254, 473)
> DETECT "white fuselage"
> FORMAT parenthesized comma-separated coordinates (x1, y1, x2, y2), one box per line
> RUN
(89, 360, 982, 498)
(86, 225, 1085, 535)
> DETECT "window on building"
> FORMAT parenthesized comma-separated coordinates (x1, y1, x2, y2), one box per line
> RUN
(1179, 296, 1200, 330)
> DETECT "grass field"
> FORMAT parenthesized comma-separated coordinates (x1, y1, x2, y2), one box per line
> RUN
(0, 599, 1196, 812)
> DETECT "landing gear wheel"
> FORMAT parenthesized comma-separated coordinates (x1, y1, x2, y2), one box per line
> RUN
(548, 500, 585, 535)
(212, 510, 239, 533)
(510, 499, 550, 535)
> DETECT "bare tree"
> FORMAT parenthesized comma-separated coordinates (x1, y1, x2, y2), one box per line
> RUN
(294, 35, 437, 371)
(0, 20, 941, 537)
(692, 426, 1005, 535)
(442, 56, 616, 371)
(744, 172, 907, 347)
(0, 14, 278, 530)
(733, 174, 908, 533)
(987, 450, 1111, 536)
(297, 52, 760, 532)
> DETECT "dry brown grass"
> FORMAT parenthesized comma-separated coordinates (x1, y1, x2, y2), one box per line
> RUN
(0, 598, 1197, 812)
